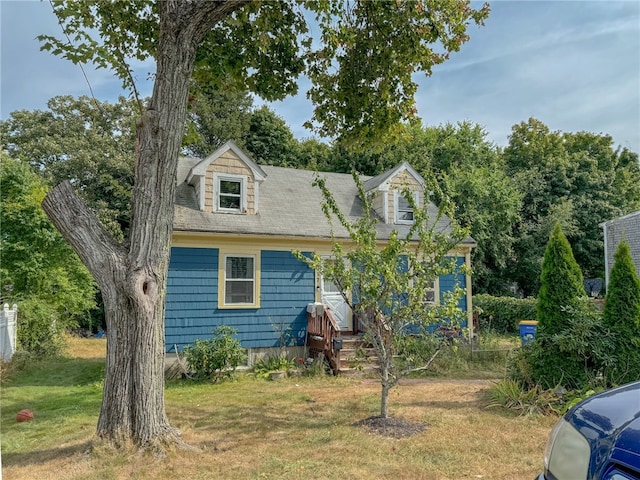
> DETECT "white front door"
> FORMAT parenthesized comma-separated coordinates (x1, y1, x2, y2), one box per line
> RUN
(320, 272, 351, 331)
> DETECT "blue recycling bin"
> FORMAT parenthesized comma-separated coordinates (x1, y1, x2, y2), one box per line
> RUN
(519, 320, 538, 344)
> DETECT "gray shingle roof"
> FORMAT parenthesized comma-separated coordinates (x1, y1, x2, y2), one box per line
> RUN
(174, 159, 474, 245)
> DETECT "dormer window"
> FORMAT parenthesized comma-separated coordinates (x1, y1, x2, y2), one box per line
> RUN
(395, 191, 419, 224)
(216, 174, 245, 212)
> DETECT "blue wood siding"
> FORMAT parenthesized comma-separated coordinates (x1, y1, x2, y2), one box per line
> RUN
(165, 248, 315, 352)
(440, 256, 468, 316)
(404, 255, 468, 334)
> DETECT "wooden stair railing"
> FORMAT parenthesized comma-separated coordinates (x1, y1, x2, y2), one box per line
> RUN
(306, 304, 342, 374)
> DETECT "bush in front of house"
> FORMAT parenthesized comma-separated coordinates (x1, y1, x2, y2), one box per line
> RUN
(473, 294, 537, 334)
(601, 240, 640, 385)
(183, 325, 246, 382)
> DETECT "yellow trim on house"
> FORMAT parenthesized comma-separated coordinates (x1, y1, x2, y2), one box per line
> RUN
(465, 249, 473, 338)
(173, 231, 474, 255)
(173, 231, 337, 252)
(217, 245, 261, 309)
(173, 230, 474, 315)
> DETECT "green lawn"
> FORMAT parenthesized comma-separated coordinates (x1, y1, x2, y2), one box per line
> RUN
(1, 337, 553, 480)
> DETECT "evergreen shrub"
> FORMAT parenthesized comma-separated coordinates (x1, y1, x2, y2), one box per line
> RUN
(527, 223, 593, 389)
(536, 223, 585, 337)
(601, 240, 640, 385)
(512, 301, 613, 389)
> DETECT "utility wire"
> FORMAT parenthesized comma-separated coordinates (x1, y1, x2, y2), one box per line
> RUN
(48, 0, 99, 104)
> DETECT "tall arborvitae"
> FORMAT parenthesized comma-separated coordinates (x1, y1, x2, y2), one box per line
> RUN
(528, 223, 588, 388)
(537, 223, 586, 337)
(602, 240, 640, 385)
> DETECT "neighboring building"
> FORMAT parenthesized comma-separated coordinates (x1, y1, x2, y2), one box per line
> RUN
(601, 210, 640, 287)
(166, 141, 475, 359)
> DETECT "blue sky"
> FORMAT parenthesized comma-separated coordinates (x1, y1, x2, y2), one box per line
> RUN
(1, 1, 639, 152)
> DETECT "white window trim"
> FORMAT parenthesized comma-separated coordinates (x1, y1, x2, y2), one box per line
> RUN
(424, 277, 440, 305)
(394, 190, 419, 225)
(214, 173, 246, 213)
(220, 253, 259, 308)
(198, 176, 206, 211)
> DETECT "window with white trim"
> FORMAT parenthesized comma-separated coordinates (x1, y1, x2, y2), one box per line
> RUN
(395, 191, 419, 224)
(217, 175, 245, 212)
(224, 255, 255, 304)
(424, 278, 437, 304)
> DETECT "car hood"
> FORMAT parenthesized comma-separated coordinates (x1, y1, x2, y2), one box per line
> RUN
(568, 381, 640, 477)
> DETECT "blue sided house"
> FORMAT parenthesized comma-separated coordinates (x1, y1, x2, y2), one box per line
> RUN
(166, 140, 476, 367)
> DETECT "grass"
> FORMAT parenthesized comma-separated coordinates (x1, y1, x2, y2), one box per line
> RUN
(1, 335, 555, 480)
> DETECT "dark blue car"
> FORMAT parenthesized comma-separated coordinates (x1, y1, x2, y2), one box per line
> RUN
(537, 380, 640, 480)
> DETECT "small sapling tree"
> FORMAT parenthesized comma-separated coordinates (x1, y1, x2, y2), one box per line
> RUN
(296, 172, 469, 419)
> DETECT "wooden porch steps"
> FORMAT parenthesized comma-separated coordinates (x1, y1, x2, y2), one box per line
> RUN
(336, 334, 379, 376)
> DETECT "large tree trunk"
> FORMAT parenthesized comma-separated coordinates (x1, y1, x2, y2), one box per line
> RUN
(42, 0, 250, 449)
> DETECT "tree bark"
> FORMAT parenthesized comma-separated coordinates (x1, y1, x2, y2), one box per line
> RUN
(42, 0, 250, 449)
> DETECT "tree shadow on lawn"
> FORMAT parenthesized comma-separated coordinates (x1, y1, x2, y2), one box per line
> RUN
(353, 415, 427, 438)
(2, 442, 93, 468)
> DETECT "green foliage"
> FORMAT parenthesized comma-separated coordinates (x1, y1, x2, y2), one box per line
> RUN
(316, 122, 522, 295)
(0, 156, 97, 336)
(242, 106, 300, 167)
(515, 301, 613, 390)
(536, 223, 585, 337)
(252, 355, 297, 378)
(42, 1, 489, 148)
(504, 118, 640, 295)
(473, 295, 537, 334)
(183, 86, 253, 157)
(15, 299, 66, 357)
(487, 379, 562, 416)
(601, 240, 640, 385)
(398, 330, 514, 378)
(489, 377, 609, 417)
(443, 162, 522, 295)
(295, 169, 469, 416)
(0, 95, 137, 240)
(396, 333, 443, 368)
(183, 326, 246, 382)
(305, 1, 490, 146)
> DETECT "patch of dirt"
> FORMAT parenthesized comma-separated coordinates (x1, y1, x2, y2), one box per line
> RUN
(353, 415, 426, 438)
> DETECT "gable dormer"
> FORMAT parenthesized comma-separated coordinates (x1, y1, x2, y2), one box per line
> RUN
(186, 140, 266, 214)
(363, 162, 425, 225)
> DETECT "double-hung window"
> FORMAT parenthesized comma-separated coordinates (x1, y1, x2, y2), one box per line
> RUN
(424, 279, 437, 304)
(395, 191, 419, 224)
(217, 175, 244, 212)
(224, 255, 255, 305)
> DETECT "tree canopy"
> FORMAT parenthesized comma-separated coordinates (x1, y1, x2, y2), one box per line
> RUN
(504, 118, 640, 295)
(0, 155, 97, 330)
(41, 0, 489, 148)
(1, 95, 137, 240)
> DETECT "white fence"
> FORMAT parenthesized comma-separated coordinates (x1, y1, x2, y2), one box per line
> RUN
(0, 303, 18, 361)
